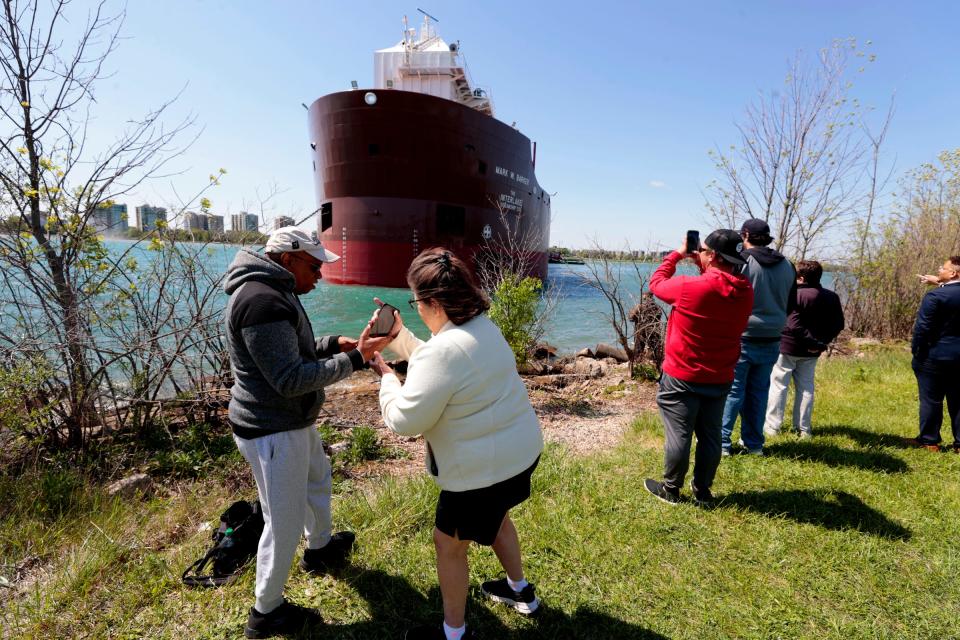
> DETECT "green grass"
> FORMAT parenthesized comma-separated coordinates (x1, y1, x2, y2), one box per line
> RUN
(3, 347, 960, 639)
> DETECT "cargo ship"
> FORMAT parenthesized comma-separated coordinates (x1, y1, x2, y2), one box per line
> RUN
(306, 14, 551, 287)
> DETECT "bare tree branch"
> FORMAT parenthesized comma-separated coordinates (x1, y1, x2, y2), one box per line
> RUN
(705, 40, 885, 259)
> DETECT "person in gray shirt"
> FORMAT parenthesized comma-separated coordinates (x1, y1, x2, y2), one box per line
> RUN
(720, 219, 796, 456)
(224, 227, 396, 638)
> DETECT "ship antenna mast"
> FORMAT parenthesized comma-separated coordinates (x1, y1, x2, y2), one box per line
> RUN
(416, 8, 439, 22)
(417, 8, 438, 43)
(402, 14, 410, 65)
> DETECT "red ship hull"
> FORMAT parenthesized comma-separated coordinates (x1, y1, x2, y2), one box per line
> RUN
(307, 89, 551, 288)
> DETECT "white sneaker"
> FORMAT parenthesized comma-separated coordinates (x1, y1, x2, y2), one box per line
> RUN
(799, 431, 813, 440)
(763, 427, 780, 437)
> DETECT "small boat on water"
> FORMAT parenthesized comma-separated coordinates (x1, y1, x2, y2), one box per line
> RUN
(306, 14, 551, 287)
(548, 251, 585, 265)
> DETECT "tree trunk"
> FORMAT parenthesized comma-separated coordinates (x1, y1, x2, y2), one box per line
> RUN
(22, 86, 95, 449)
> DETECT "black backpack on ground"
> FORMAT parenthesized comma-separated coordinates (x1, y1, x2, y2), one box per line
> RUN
(182, 499, 264, 587)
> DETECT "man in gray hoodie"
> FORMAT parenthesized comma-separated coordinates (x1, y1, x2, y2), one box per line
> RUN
(720, 219, 796, 456)
(224, 227, 395, 638)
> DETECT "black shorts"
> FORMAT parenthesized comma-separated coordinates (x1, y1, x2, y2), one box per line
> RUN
(435, 456, 540, 546)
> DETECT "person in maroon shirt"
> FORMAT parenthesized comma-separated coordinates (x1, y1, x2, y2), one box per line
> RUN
(643, 229, 754, 506)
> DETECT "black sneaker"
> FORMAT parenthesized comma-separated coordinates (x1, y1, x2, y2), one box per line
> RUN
(300, 531, 355, 573)
(244, 601, 323, 639)
(644, 478, 680, 505)
(690, 481, 716, 507)
(404, 624, 479, 639)
(480, 577, 540, 615)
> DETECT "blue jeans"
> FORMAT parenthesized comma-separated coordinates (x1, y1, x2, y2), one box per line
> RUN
(721, 339, 782, 451)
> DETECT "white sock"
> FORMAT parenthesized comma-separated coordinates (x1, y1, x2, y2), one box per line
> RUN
(443, 621, 466, 640)
(507, 576, 529, 591)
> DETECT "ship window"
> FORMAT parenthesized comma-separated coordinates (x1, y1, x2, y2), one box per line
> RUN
(478, 161, 487, 175)
(368, 143, 379, 156)
(436, 204, 465, 236)
(321, 202, 333, 231)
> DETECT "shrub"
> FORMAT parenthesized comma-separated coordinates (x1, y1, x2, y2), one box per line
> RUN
(0, 355, 55, 442)
(343, 425, 382, 464)
(37, 468, 85, 520)
(633, 362, 661, 382)
(488, 272, 542, 365)
(149, 422, 240, 478)
(317, 422, 342, 445)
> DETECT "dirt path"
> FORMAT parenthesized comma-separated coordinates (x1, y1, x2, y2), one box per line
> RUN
(321, 363, 658, 480)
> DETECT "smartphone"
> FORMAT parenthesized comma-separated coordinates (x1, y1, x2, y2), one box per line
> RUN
(370, 303, 398, 337)
(685, 230, 700, 254)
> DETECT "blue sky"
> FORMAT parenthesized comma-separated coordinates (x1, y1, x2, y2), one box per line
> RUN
(78, 0, 960, 250)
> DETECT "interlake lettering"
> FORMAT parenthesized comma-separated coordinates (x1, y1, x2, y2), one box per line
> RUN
(498, 193, 524, 211)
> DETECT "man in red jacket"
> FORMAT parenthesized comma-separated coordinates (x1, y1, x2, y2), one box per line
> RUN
(644, 230, 754, 506)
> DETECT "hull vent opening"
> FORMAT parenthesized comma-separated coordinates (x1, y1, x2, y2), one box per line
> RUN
(436, 204, 465, 237)
(321, 202, 333, 231)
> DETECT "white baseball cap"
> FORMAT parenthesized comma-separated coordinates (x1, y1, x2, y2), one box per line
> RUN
(264, 226, 340, 263)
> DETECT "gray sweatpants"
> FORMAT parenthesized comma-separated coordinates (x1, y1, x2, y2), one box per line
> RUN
(658, 373, 731, 492)
(234, 427, 333, 614)
(764, 354, 819, 435)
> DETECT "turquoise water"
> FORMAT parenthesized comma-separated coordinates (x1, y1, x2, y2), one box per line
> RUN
(103, 241, 830, 356)
(229, 247, 646, 354)
(103, 241, 647, 354)
(310, 260, 835, 353)
(322, 262, 654, 355)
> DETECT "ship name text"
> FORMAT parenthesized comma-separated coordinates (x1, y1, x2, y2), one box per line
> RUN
(495, 165, 530, 186)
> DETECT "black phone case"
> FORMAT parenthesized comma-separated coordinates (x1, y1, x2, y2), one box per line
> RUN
(371, 304, 397, 337)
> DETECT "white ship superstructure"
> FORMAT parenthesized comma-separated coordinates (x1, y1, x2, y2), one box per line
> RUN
(373, 15, 494, 116)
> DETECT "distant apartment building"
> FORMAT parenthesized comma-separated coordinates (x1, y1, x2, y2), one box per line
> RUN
(135, 204, 167, 231)
(182, 211, 202, 231)
(231, 212, 259, 233)
(274, 215, 296, 230)
(205, 214, 225, 234)
(183, 211, 225, 234)
(91, 203, 129, 235)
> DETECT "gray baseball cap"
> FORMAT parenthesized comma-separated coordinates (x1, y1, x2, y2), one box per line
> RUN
(264, 226, 340, 262)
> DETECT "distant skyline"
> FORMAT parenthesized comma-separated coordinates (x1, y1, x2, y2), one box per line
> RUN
(96, 202, 262, 233)
(68, 1, 960, 251)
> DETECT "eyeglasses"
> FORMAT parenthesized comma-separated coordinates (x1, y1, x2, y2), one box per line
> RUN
(290, 254, 322, 275)
(407, 298, 428, 310)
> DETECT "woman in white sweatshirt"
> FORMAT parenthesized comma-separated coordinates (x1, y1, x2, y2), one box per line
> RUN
(370, 248, 544, 640)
